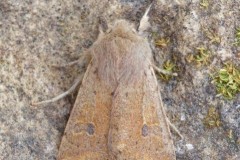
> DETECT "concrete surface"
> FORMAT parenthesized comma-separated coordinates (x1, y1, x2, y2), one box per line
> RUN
(0, 0, 239, 159)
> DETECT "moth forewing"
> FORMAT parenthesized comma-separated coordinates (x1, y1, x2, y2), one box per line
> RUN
(57, 19, 176, 160)
(57, 61, 113, 159)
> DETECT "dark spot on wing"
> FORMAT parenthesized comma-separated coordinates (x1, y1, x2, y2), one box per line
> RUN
(142, 124, 148, 137)
(125, 92, 128, 97)
(87, 123, 95, 135)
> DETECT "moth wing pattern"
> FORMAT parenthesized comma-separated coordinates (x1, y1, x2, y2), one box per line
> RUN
(106, 34, 176, 159)
(57, 59, 113, 160)
(57, 20, 176, 160)
(108, 66, 176, 159)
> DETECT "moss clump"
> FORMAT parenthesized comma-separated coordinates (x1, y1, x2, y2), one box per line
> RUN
(186, 47, 211, 67)
(200, 0, 209, 8)
(195, 47, 211, 66)
(211, 63, 240, 99)
(155, 38, 170, 48)
(203, 107, 221, 128)
(159, 60, 176, 81)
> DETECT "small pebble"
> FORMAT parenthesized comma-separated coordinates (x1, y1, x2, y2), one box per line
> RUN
(181, 113, 186, 121)
(186, 144, 194, 150)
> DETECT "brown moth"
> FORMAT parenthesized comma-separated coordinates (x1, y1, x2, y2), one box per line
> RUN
(57, 14, 176, 160)
(33, 6, 176, 160)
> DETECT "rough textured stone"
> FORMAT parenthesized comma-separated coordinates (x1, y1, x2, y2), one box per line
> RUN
(0, 0, 239, 159)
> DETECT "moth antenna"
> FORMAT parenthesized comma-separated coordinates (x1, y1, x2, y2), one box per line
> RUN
(138, 4, 152, 34)
(31, 75, 83, 106)
(51, 51, 92, 68)
(51, 60, 80, 68)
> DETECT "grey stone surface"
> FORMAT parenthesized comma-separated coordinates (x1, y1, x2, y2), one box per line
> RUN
(0, 0, 239, 159)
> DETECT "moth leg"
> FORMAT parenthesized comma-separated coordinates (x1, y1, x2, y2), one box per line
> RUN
(31, 75, 83, 106)
(152, 64, 178, 76)
(166, 118, 183, 139)
(51, 60, 80, 68)
(51, 51, 91, 68)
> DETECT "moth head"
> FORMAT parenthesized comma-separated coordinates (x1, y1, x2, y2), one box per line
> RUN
(103, 4, 151, 37)
(112, 20, 136, 33)
(97, 4, 151, 41)
(105, 20, 137, 37)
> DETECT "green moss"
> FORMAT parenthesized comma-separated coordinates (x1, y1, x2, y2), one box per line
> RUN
(200, 0, 209, 8)
(186, 47, 211, 67)
(203, 106, 221, 128)
(211, 63, 240, 99)
(159, 60, 176, 81)
(195, 47, 211, 66)
(155, 38, 170, 48)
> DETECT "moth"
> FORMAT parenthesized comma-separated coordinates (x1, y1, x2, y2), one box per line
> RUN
(33, 5, 177, 160)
